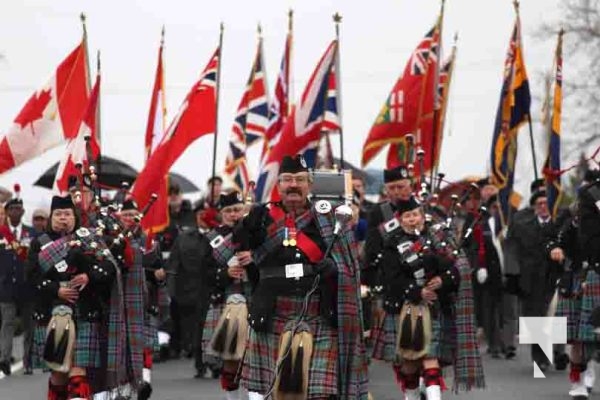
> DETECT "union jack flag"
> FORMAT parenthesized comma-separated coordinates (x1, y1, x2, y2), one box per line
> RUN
(224, 39, 269, 193)
(255, 40, 339, 202)
(410, 27, 439, 76)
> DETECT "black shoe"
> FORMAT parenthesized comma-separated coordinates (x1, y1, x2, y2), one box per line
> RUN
(23, 366, 33, 375)
(0, 361, 11, 376)
(211, 368, 220, 379)
(505, 347, 516, 360)
(138, 381, 152, 400)
(555, 353, 569, 371)
(194, 368, 206, 379)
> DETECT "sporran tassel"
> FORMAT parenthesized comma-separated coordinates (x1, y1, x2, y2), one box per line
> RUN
(213, 313, 230, 354)
(399, 306, 413, 349)
(413, 307, 425, 351)
(53, 321, 69, 364)
(44, 322, 57, 362)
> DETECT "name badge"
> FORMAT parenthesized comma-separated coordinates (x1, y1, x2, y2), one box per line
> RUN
(397, 241, 412, 254)
(55, 260, 68, 273)
(210, 235, 225, 249)
(285, 263, 304, 279)
(384, 218, 400, 233)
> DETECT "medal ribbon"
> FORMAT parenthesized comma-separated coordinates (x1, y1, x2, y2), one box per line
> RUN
(284, 213, 298, 247)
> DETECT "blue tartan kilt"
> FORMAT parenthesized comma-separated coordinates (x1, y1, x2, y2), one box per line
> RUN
(32, 323, 48, 369)
(579, 271, 600, 360)
(73, 320, 103, 369)
(241, 294, 339, 398)
(371, 305, 446, 364)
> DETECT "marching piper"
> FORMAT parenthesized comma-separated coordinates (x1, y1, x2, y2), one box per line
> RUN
(238, 155, 368, 400)
(370, 195, 460, 400)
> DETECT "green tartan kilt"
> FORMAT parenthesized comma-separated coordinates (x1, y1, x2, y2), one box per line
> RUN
(241, 294, 339, 398)
(371, 306, 447, 364)
(578, 271, 600, 356)
(556, 293, 581, 343)
(72, 320, 103, 369)
(32, 323, 48, 369)
(202, 302, 224, 367)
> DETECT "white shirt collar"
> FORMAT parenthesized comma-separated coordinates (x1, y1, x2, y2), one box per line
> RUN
(9, 222, 23, 238)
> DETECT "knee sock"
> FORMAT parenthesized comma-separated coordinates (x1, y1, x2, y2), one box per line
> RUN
(423, 367, 446, 391)
(570, 362, 587, 383)
(48, 378, 67, 400)
(67, 375, 91, 400)
(220, 369, 240, 392)
(393, 365, 420, 392)
(143, 348, 153, 383)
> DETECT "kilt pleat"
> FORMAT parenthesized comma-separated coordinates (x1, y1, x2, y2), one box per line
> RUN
(73, 320, 103, 368)
(241, 294, 338, 398)
(144, 314, 159, 352)
(371, 307, 443, 363)
(31, 323, 48, 369)
(579, 271, 600, 344)
(556, 295, 581, 343)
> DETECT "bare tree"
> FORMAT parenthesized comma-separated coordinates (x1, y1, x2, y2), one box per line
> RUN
(537, 0, 600, 156)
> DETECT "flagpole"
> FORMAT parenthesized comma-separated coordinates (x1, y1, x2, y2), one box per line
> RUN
(96, 50, 102, 201)
(333, 12, 344, 170)
(513, 0, 539, 180)
(429, 0, 445, 189)
(80, 13, 93, 132)
(210, 23, 224, 207)
(287, 9, 294, 115)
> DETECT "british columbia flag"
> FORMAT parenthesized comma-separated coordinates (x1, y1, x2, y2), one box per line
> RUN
(255, 40, 339, 202)
(224, 38, 269, 193)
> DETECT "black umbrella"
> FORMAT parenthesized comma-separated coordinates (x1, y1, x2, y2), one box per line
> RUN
(33, 155, 139, 189)
(168, 172, 200, 193)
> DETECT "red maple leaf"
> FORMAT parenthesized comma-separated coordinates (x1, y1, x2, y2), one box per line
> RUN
(14, 88, 52, 128)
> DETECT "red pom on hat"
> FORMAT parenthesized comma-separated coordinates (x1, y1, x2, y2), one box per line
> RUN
(13, 183, 21, 198)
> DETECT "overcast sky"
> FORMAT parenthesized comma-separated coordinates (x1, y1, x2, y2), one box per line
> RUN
(0, 0, 568, 214)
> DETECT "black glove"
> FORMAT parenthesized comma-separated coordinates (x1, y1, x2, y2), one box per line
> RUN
(504, 274, 521, 296)
(244, 204, 269, 232)
(315, 258, 337, 279)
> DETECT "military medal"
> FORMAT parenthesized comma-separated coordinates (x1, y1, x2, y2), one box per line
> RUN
(283, 227, 290, 247)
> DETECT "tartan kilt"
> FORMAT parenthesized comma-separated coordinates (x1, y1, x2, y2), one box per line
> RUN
(371, 306, 443, 363)
(556, 294, 581, 343)
(72, 320, 103, 368)
(241, 294, 339, 398)
(31, 323, 48, 369)
(144, 314, 159, 352)
(578, 270, 600, 345)
(202, 302, 224, 366)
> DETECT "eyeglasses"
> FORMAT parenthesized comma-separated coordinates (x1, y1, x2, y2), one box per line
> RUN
(279, 175, 309, 184)
(221, 206, 244, 214)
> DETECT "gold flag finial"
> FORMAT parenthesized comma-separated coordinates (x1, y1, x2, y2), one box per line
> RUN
(288, 9, 294, 32)
(161, 25, 165, 46)
(257, 23, 262, 36)
(80, 12, 88, 38)
(513, 0, 520, 13)
(453, 31, 459, 44)
(333, 12, 342, 38)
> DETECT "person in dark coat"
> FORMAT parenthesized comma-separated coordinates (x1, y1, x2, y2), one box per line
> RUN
(158, 182, 196, 359)
(504, 183, 569, 371)
(0, 195, 35, 376)
(166, 201, 212, 377)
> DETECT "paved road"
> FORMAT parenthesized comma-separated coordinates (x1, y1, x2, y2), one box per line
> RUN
(0, 345, 590, 399)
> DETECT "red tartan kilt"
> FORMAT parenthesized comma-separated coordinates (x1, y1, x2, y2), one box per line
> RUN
(241, 294, 339, 398)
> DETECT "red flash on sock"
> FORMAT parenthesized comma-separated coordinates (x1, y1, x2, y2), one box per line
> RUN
(143, 348, 153, 369)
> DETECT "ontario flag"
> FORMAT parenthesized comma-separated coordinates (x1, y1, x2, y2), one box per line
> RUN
(224, 36, 269, 193)
(386, 40, 454, 169)
(490, 12, 531, 227)
(141, 31, 170, 235)
(361, 20, 440, 174)
(54, 72, 100, 194)
(255, 40, 339, 202)
(133, 48, 219, 225)
(0, 41, 90, 174)
(543, 31, 564, 221)
(254, 30, 292, 202)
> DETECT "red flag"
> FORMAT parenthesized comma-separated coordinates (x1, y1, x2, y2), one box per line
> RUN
(142, 32, 170, 236)
(0, 41, 90, 174)
(361, 21, 440, 173)
(133, 48, 219, 221)
(54, 73, 100, 194)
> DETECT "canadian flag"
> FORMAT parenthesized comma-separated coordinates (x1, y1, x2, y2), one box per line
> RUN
(54, 73, 101, 194)
(0, 41, 90, 174)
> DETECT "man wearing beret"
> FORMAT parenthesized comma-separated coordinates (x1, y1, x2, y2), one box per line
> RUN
(238, 154, 368, 400)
